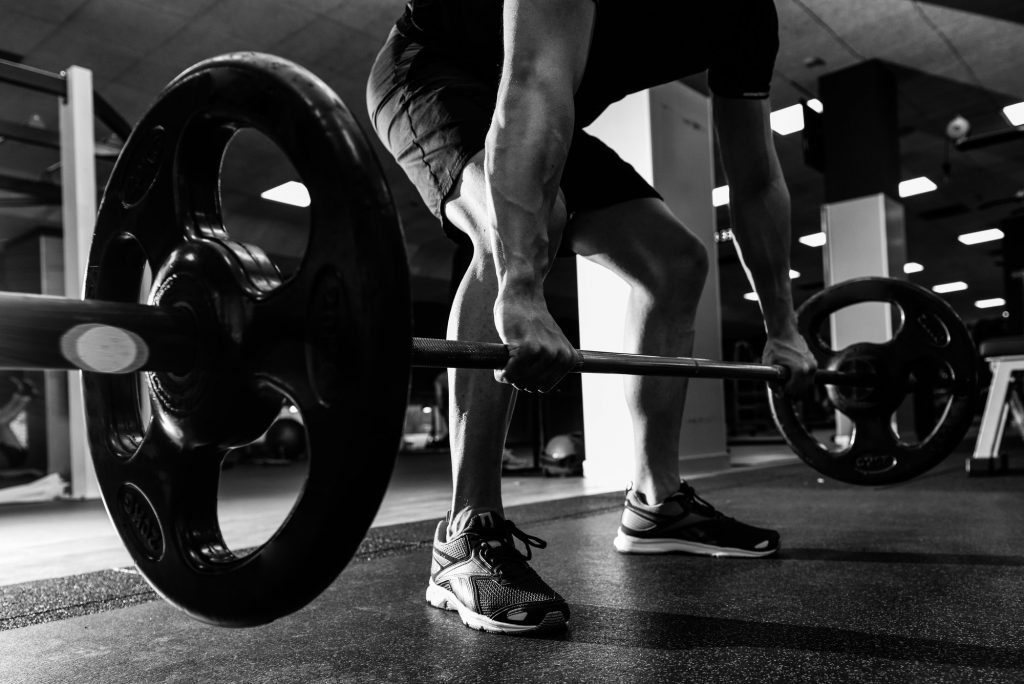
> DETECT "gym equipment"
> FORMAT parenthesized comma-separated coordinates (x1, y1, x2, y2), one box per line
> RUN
(541, 432, 585, 477)
(768, 278, 978, 485)
(264, 417, 307, 461)
(87, 52, 409, 627)
(0, 53, 980, 626)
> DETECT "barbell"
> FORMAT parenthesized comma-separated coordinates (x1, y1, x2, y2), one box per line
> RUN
(0, 53, 979, 627)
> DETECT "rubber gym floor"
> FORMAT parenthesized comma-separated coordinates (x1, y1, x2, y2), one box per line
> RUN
(2, 450, 1023, 684)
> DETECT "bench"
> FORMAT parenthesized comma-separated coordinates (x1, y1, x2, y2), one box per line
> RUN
(968, 336, 1024, 474)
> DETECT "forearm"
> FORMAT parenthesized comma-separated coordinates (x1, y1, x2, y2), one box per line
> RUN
(484, 79, 573, 298)
(729, 179, 799, 337)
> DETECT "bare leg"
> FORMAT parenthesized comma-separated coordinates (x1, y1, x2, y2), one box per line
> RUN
(569, 198, 708, 504)
(443, 151, 567, 533)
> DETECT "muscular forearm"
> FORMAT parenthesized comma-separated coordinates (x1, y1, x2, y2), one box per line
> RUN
(484, 79, 573, 297)
(730, 179, 799, 338)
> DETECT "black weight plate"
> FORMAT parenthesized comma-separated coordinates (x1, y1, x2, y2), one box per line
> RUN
(769, 277, 978, 486)
(86, 53, 411, 626)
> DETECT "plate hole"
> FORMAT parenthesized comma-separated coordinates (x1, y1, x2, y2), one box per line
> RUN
(828, 302, 899, 345)
(220, 128, 310, 283)
(893, 358, 955, 445)
(217, 403, 309, 555)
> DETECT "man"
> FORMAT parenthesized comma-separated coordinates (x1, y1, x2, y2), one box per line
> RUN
(367, 0, 815, 634)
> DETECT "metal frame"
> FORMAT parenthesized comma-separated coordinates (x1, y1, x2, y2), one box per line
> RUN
(0, 57, 132, 499)
(970, 353, 1024, 473)
(0, 57, 131, 140)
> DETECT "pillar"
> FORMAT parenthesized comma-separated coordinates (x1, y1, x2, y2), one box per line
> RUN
(818, 61, 907, 444)
(60, 65, 99, 499)
(578, 82, 727, 487)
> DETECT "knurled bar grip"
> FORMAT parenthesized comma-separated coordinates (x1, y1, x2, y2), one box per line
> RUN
(410, 337, 874, 387)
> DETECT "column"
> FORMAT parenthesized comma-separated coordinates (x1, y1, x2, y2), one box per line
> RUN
(59, 65, 99, 499)
(818, 60, 907, 444)
(579, 82, 727, 487)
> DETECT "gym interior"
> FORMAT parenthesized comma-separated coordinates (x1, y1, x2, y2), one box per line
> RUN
(1, 1, 1024, 682)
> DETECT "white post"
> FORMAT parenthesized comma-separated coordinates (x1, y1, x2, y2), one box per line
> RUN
(821, 193, 907, 443)
(578, 83, 727, 487)
(649, 83, 727, 471)
(577, 91, 650, 488)
(59, 65, 99, 499)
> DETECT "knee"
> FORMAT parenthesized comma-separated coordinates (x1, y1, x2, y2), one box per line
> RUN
(676, 232, 709, 284)
(638, 228, 708, 300)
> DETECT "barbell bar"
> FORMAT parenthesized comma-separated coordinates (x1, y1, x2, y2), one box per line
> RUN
(0, 290, 900, 390)
(411, 336, 880, 386)
(0, 292, 195, 374)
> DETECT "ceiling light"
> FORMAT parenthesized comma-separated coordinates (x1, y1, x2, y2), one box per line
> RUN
(743, 292, 759, 302)
(957, 228, 1004, 245)
(1003, 101, 1024, 127)
(798, 232, 827, 248)
(932, 281, 967, 294)
(898, 176, 937, 198)
(770, 104, 805, 136)
(261, 181, 310, 207)
(712, 185, 730, 207)
(903, 262, 924, 274)
(789, 269, 801, 279)
(975, 297, 1006, 309)
(806, 99, 824, 114)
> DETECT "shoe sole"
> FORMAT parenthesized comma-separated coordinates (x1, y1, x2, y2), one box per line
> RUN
(425, 581, 568, 634)
(613, 530, 778, 558)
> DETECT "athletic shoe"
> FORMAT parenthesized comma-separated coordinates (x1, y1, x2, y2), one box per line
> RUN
(425, 511, 570, 634)
(613, 482, 780, 557)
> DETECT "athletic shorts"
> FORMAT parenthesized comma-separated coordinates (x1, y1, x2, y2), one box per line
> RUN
(366, 29, 659, 246)
(365, 1, 778, 246)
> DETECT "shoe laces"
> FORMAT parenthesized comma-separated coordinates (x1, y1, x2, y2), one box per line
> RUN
(675, 482, 729, 520)
(476, 520, 547, 579)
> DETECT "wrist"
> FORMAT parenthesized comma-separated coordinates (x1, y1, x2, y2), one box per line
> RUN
(497, 272, 545, 300)
(764, 311, 800, 339)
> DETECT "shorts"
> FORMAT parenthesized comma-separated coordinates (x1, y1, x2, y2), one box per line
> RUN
(366, 27, 662, 247)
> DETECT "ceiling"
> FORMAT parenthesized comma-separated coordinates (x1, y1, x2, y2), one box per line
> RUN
(0, 0, 1022, 345)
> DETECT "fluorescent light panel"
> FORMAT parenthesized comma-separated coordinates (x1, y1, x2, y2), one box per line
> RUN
(806, 98, 824, 113)
(898, 176, 937, 198)
(261, 181, 310, 207)
(770, 104, 805, 136)
(903, 262, 924, 274)
(975, 297, 1006, 309)
(798, 232, 827, 248)
(958, 228, 1004, 245)
(789, 269, 801, 279)
(712, 185, 730, 207)
(1003, 101, 1024, 126)
(932, 281, 967, 294)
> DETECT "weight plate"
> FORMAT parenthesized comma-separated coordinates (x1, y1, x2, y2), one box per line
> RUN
(86, 53, 411, 626)
(769, 277, 978, 486)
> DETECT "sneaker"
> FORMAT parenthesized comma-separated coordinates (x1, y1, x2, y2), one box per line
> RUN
(613, 482, 779, 557)
(425, 511, 570, 634)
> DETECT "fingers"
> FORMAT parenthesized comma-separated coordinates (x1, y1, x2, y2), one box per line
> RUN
(783, 356, 817, 395)
(764, 335, 818, 397)
(495, 339, 578, 393)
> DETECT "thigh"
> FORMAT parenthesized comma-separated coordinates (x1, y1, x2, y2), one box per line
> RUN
(366, 28, 496, 242)
(568, 197, 707, 290)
